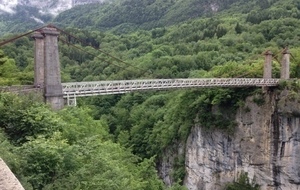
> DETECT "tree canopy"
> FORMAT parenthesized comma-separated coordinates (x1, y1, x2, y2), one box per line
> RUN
(1, 0, 300, 189)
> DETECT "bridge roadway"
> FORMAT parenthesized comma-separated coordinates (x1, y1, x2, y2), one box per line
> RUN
(62, 78, 280, 105)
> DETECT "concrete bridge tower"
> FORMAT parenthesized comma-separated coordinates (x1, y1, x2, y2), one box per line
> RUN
(32, 27, 64, 110)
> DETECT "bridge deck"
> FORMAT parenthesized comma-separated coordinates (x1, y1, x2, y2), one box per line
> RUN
(62, 78, 280, 98)
(0, 78, 280, 107)
(0, 85, 35, 92)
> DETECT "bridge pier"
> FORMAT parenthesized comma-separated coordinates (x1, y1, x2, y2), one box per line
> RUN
(33, 27, 64, 110)
(281, 48, 290, 79)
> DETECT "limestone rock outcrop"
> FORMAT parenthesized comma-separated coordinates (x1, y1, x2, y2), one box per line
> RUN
(161, 91, 300, 190)
(0, 158, 24, 190)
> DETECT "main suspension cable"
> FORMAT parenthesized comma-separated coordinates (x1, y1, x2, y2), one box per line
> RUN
(0, 25, 48, 47)
(54, 26, 152, 76)
(59, 37, 140, 75)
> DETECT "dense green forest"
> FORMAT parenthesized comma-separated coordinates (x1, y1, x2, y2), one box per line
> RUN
(54, 0, 242, 32)
(2, 0, 300, 189)
(0, 93, 171, 190)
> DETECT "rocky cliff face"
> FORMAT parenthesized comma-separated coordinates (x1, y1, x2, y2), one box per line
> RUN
(160, 90, 300, 190)
(0, 158, 24, 190)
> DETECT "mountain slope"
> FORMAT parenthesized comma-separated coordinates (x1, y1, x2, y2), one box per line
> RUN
(0, 0, 109, 15)
(2, 0, 300, 189)
(54, 0, 246, 32)
(0, 0, 108, 36)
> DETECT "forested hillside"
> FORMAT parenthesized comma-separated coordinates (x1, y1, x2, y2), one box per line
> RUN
(54, 0, 244, 32)
(1, 0, 300, 189)
(0, 5, 52, 35)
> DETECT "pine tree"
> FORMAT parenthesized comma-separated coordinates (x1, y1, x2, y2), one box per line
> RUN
(235, 22, 242, 34)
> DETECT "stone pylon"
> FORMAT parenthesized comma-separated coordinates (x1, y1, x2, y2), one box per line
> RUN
(264, 50, 272, 79)
(281, 48, 290, 79)
(32, 27, 64, 110)
(32, 31, 45, 88)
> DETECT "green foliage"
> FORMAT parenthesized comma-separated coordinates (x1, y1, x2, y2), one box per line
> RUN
(58, 107, 111, 144)
(95, 88, 253, 183)
(51, 15, 294, 82)
(0, 130, 20, 168)
(187, 87, 254, 134)
(278, 79, 300, 91)
(252, 92, 265, 106)
(0, 93, 59, 144)
(3, 0, 300, 188)
(18, 134, 71, 189)
(0, 50, 22, 85)
(171, 155, 186, 184)
(0, 42, 34, 85)
(54, 0, 242, 31)
(235, 22, 243, 34)
(0, 94, 167, 190)
(225, 172, 260, 190)
(22, 137, 156, 190)
(4, 0, 300, 84)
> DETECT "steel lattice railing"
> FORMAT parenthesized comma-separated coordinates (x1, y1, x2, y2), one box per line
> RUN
(0, 85, 36, 92)
(0, 78, 281, 107)
(62, 78, 280, 99)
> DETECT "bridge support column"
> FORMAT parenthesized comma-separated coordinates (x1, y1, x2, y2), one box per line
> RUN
(32, 31, 45, 88)
(281, 48, 290, 79)
(42, 27, 64, 110)
(264, 50, 272, 79)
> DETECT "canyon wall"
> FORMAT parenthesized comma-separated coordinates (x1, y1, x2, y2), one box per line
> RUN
(161, 90, 300, 190)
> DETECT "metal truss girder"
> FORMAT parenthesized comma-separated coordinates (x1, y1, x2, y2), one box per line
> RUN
(62, 78, 280, 98)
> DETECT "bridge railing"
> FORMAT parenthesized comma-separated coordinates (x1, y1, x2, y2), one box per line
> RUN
(0, 78, 281, 107)
(62, 78, 280, 98)
(0, 85, 37, 92)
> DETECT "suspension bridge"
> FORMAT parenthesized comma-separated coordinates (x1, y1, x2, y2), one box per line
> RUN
(0, 25, 290, 109)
